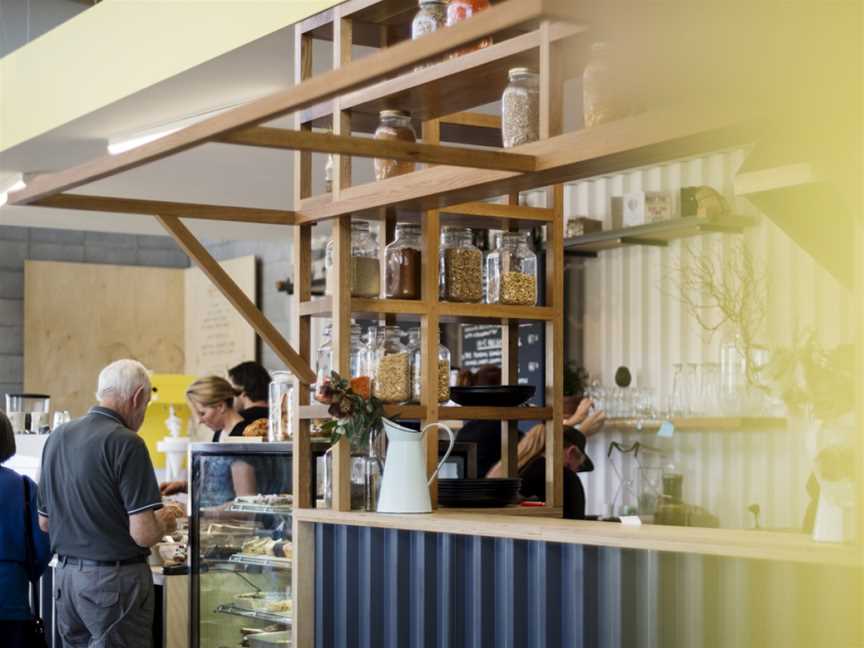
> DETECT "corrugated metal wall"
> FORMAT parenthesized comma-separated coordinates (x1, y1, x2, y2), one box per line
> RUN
(313, 523, 862, 648)
(562, 151, 855, 529)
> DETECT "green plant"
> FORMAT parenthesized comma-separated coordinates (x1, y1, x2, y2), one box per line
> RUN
(315, 371, 385, 448)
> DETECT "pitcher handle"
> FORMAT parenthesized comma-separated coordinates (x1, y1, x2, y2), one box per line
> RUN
(421, 422, 456, 486)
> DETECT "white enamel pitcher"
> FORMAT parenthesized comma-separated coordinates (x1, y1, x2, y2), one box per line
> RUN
(376, 418, 455, 513)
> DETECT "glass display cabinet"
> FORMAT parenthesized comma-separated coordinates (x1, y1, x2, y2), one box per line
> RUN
(189, 443, 294, 648)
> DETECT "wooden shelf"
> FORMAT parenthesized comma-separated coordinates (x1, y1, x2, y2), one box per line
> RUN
(299, 22, 582, 132)
(604, 416, 787, 431)
(563, 215, 755, 256)
(300, 403, 427, 420)
(297, 296, 554, 322)
(293, 509, 861, 566)
(439, 406, 552, 421)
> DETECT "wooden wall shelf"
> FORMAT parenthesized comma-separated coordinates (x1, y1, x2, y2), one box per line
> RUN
(604, 416, 788, 432)
(563, 215, 755, 255)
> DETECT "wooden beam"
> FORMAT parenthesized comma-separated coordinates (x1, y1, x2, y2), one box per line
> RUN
(294, 106, 761, 224)
(155, 215, 316, 384)
(218, 127, 536, 173)
(32, 193, 296, 225)
(9, 0, 559, 206)
(441, 201, 554, 222)
(441, 112, 502, 130)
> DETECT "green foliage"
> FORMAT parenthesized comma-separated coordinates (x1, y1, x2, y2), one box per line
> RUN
(317, 372, 385, 448)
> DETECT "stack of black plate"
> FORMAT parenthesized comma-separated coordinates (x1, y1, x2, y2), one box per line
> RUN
(438, 478, 522, 508)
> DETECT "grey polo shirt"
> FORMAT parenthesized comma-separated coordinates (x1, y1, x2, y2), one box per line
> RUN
(37, 406, 163, 561)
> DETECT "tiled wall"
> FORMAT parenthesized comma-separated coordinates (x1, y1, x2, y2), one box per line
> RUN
(0, 225, 190, 399)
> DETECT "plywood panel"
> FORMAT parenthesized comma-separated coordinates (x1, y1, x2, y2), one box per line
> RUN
(24, 260, 185, 418)
(183, 255, 257, 377)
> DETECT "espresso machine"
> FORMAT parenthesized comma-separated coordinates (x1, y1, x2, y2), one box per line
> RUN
(5, 393, 52, 434)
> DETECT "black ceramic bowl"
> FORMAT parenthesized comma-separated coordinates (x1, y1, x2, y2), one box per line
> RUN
(448, 385, 536, 407)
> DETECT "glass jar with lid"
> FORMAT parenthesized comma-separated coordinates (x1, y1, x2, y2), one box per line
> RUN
(445, 0, 492, 56)
(384, 222, 422, 299)
(348, 324, 373, 398)
(410, 330, 452, 403)
(374, 110, 417, 181)
(486, 231, 538, 305)
(314, 323, 333, 403)
(350, 221, 380, 298)
(502, 67, 540, 148)
(373, 326, 411, 403)
(440, 226, 483, 303)
(583, 42, 635, 128)
(412, 0, 447, 41)
(405, 328, 421, 403)
(268, 371, 294, 442)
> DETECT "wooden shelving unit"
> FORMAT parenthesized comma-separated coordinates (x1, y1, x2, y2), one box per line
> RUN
(564, 214, 755, 257)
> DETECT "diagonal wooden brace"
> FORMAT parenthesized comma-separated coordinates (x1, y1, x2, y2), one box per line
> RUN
(156, 215, 316, 385)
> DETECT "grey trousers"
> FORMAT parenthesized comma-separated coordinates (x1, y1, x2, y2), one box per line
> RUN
(54, 561, 153, 648)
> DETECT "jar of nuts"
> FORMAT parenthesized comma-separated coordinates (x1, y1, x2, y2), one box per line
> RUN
(373, 110, 417, 181)
(502, 67, 539, 148)
(384, 222, 422, 299)
(373, 326, 412, 403)
(350, 221, 381, 298)
(410, 329, 451, 403)
(486, 231, 538, 305)
(439, 226, 483, 303)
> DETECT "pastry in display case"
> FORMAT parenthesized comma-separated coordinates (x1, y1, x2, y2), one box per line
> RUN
(189, 443, 295, 647)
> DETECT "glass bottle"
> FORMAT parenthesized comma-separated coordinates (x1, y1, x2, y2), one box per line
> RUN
(501, 67, 540, 148)
(411, 330, 452, 403)
(439, 226, 483, 303)
(324, 239, 335, 296)
(314, 323, 333, 403)
(486, 231, 538, 305)
(350, 221, 380, 298)
(373, 326, 411, 403)
(406, 328, 422, 403)
(445, 0, 492, 56)
(374, 110, 417, 181)
(412, 0, 447, 40)
(384, 223, 422, 299)
(268, 371, 293, 442)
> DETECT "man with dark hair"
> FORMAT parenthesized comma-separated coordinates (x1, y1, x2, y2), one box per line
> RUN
(228, 361, 271, 425)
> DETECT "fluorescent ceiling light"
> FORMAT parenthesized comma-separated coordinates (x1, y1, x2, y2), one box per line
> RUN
(0, 173, 26, 208)
(107, 101, 245, 155)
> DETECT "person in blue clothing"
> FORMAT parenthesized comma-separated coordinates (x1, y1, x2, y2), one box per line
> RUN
(0, 409, 52, 647)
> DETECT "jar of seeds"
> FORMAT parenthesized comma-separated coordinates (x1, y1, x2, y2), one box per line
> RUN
(373, 326, 412, 403)
(385, 222, 422, 299)
(412, 0, 447, 40)
(374, 110, 417, 181)
(502, 67, 539, 148)
(486, 231, 538, 305)
(410, 330, 451, 403)
(350, 221, 381, 298)
(439, 226, 483, 303)
(583, 42, 635, 128)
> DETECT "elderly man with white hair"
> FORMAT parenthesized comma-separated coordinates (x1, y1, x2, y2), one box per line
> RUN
(38, 359, 180, 648)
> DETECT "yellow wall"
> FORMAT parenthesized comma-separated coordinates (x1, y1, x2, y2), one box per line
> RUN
(140, 373, 197, 469)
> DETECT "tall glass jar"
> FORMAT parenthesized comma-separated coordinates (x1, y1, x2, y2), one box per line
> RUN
(502, 67, 540, 148)
(583, 42, 634, 128)
(486, 231, 538, 305)
(406, 328, 422, 403)
(411, 330, 452, 403)
(373, 326, 411, 403)
(439, 227, 483, 303)
(349, 324, 373, 398)
(385, 223, 422, 299)
(268, 371, 293, 442)
(314, 323, 333, 403)
(445, 0, 492, 56)
(374, 110, 417, 181)
(350, 221, 380, 298)
(412, 0, 447, 40)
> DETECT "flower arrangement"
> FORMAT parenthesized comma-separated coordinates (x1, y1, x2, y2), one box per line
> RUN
(315, 371, 385, 448)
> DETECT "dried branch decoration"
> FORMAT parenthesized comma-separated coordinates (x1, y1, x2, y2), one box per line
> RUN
(668, 237, 768, 385)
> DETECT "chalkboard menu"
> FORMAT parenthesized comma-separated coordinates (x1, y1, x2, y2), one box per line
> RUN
(460, 322, 546, 412)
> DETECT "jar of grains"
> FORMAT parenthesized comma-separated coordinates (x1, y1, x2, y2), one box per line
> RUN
(350, 221, 381, 298)
(385, 222, 422, 299)
(583, 42, 633, 128)
(410, 330, 452, 403)
(445, 0, 492, 57)
(374, 110, 417, 181)
(412, 0, 447, 40)
(486, 231, 538, 305)
(314, 323, 333, 403)
(502, 67, 539, 148)
(373, 326, 412, 403)
(439, 226, 483, 302)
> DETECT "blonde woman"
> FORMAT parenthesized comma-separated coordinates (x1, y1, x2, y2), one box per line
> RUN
(160, 376, 256, 504)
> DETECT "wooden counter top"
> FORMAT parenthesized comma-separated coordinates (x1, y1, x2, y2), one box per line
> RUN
(294, 508, 862, 567)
